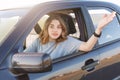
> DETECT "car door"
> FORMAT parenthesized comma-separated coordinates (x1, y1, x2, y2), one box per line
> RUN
(0, 2, 88, 80)
(81, 2, 120, 80)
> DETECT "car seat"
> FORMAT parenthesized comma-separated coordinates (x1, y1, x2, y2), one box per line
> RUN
(24, 24, 41, 49)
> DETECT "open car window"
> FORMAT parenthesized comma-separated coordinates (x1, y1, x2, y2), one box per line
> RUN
(26, 9, 82, 48)
(24, 8, 84, 60)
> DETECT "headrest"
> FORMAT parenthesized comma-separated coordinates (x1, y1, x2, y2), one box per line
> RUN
(58, 13, 76, 34)
(34, 23, 41, 34)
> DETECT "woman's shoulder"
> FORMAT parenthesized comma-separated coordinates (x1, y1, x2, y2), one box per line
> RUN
(32, 38, 41, 44)
(33, 37, 40, 41)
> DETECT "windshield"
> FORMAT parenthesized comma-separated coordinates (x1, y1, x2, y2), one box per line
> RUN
(0, 8, 30, 45)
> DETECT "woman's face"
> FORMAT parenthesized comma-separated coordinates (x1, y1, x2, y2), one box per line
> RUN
(48, 19, 62, 41)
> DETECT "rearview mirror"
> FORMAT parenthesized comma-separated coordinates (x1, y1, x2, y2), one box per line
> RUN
(10, 52, 52, 74)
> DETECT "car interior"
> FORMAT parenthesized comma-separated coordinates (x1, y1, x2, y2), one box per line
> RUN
(24, 9, 81, 50)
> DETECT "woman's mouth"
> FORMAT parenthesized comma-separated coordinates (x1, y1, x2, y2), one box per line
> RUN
(52, 33, 58, 36)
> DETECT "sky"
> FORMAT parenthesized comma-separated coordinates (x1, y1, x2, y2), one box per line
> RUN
(0, 0, 120, 10)
(0, 0, 56, 10)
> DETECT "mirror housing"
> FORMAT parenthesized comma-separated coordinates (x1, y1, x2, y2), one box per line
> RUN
(10, 52, 52, 74)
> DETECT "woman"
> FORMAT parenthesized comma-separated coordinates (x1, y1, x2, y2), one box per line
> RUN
(24, 12, 116, 59)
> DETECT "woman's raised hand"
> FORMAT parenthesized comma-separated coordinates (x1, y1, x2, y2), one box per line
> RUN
(97, 11, 116, 31)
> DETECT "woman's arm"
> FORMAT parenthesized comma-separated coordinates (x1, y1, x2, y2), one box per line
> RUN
(79, 11, 116, 51)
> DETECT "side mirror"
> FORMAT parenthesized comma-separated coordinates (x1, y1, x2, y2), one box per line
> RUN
(10, 52, 52, 74)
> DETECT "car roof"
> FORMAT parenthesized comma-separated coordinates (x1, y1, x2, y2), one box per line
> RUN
(0, 0, 117, 10)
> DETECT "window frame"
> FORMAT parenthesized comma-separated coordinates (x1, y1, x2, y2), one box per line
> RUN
(86, 7, 120, 48)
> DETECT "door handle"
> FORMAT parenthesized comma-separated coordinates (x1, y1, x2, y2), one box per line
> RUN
(82, 60, 99, 72)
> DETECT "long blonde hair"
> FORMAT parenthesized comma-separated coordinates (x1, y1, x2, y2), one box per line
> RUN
(39, 14, 68, 44)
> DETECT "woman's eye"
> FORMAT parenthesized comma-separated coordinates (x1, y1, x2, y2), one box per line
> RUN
(57, 26, 62, 29)
(49, 25, 54, 28)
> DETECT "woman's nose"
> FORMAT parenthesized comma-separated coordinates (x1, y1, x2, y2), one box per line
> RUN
(53, 27, 58, 31)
